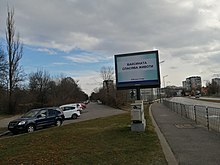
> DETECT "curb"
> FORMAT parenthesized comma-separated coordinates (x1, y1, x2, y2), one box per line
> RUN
(149, 104, 178, 165)
(0, 130, 10, 137)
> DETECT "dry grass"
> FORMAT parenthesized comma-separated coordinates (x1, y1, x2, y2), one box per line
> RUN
(0, 105, 167, 165)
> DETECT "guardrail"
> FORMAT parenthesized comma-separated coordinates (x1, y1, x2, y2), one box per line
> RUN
(163, 100, 220, 133)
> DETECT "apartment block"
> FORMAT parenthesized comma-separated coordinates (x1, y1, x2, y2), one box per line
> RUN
(212, 78, 220, 86)
(182, 76, 202, 92)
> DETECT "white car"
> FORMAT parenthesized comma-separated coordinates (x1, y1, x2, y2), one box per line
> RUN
(97, 100, 102, 104)
(59, 104, 81, 119)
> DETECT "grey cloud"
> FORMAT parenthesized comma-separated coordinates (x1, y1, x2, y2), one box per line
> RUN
(1, 0, 220, 86)
(0, 0, 217, 52)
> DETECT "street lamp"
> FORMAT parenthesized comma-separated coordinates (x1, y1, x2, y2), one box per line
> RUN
(163, 75, 168, 88)
(159, 60, 165, 64)
(159, 60, 165, 87)
(158, 60, 165, 102)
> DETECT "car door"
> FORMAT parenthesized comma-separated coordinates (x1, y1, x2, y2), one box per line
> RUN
(47, 109, 57, 125)
(35, 109, 48, 128)
(63, 106, 76, 118)
(62, 107, 70, 118)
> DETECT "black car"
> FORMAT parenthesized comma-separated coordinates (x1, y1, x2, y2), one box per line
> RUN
(8, 107, 64, 134)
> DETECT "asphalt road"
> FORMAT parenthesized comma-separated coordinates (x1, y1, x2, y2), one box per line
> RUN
(169, 97, 220, 108)
(63, 102, 127, 125)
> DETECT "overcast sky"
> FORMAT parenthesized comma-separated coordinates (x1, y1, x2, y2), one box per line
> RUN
(1, 0, 220, 94)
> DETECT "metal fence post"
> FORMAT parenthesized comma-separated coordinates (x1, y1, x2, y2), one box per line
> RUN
(162, 100, 220, 133)
(206, 107, 209, 130)
(180, 104, 183, 117)
(184, 104, 187, 118)
(176, 103, 178, 113)
(194, 105, 197, 124)
(178, 103, 180, 114)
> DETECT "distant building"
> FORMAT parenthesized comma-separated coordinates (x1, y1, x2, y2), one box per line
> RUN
(182, 78, 191, 91)
(141, 88, 158, 101)
(212, 78, 220, 86)
(126, 88, 159, 101)
(182, 76, 202, 94)
(164, 86, 183, 97)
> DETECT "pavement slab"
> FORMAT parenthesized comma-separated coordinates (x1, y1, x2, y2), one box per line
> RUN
(151, 103, 220, 165)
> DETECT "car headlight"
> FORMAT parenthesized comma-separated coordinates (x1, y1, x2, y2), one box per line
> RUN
(18, 121, 26, 125)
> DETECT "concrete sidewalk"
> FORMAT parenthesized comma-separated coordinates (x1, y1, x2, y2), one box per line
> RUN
(150, 103, 220, 165)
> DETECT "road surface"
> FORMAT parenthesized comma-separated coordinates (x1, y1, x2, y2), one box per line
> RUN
(169, 97, 220, 108)
(63, 102, 127, 125)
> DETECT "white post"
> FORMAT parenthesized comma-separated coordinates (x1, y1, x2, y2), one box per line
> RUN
(131, 100, 146, 132)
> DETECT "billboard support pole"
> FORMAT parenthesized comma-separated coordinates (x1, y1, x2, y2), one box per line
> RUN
(136, 87, 141, 100)
(131, 87, 146, 132)
(114, 50, 160, 132)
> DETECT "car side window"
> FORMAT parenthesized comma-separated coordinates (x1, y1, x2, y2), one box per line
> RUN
(39, 110, 47, 117)
(48, 109, 56, 117)
(63, 107, 69, 111)
(63, 107, 75, 111)
(55, 110, 61, 115)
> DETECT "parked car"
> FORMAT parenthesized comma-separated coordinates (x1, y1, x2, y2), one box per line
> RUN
(195, 90, 201, 98)
(83, 100, 90, 104)
(97, 100, 102, 104)
(59, 104, 81, 119)
(79, 103, 86, 109)
(8, 107, 64, 134)
(60, 103, 83, 112)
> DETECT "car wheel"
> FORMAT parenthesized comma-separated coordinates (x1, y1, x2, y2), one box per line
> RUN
(71, 114, 77, 119)
(55, 119, 62, 126)
(26, 124, 35, 133)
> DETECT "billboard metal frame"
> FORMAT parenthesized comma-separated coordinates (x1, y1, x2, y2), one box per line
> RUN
(114, 50, 161, 90)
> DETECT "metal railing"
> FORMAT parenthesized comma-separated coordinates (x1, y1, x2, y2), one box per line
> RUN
(163, 100, 220, 132)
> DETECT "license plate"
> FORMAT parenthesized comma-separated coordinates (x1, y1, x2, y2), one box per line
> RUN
(8, 125, 14, 129)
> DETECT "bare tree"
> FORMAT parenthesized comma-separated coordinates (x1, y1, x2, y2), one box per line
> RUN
(99, 66, 115, 105)
(57, 77, 80, 103)
(28, 72, 88, 107)
(100, 66, 114, 81)
(29, 70, 51, 106)
(5, 7, 24, 113)
(6, 8, 24, 90)
(0, 47, 7, 113)
(0, 47, 7, 88)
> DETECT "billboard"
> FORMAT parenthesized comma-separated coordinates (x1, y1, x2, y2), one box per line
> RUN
(114, 50, 160, 90)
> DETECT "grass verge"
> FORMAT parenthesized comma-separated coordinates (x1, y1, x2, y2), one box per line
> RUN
(0, 104, 167, 165)
(0, 127, 7, 133)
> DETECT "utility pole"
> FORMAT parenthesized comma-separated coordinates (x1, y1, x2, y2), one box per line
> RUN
(163, 75, 168, 88)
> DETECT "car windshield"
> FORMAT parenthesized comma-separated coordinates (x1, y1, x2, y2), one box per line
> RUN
(21, 109, 39, 118)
